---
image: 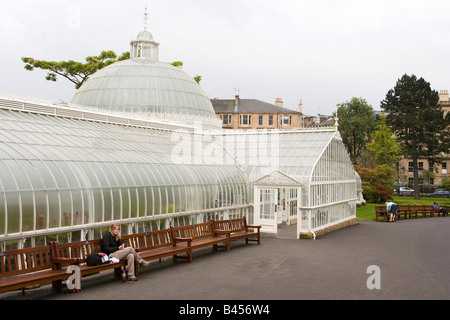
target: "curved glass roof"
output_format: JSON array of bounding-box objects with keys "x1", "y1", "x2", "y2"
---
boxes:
[
  {"x1": 214, "y1": 130, "x2": 353, "y2": 185},
  {"x1": 0, "y1": 107, "x2": 247, "y2": 237},
  {"x1": 214, "y1": 129, "x2": 357, "y2": 208},
  {"x1": 71, "y1": 58, "x2": 217, "y2": 120}
]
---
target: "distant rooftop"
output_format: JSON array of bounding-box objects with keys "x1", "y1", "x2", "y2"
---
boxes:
[{"x1": 211, "y1": 97, "x2": 301, "y2": 114}]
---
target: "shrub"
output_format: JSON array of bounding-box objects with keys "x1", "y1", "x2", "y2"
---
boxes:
[{"x1": 356, "y1": 165, "x2": 395, "y2": 203}]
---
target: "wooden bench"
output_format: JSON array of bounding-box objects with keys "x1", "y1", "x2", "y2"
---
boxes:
[
  {"x1": 50, "y1": 227, "x2": 194, "y2": 290},
  {"x1": 375, "y1": 206, "x2": 388, "y2": 222},
  {"x1": 50, "y1": 239, "x2": 127, "y2": 292},
  {"x1": 1, "y1": 219, "x2": 260, "y2": 294},
  {"x1": 121, "y1": 228, "x2": 192, "y2": 270},
  {"x1": 375, "y1": 204, "x2": 450, "y2": 221},
  {"x1": 0, "y1": 244, "x2": 68, "y2": 294},
  {"x1": 422, "y1": 205, "x2": 434, "y2": 217},
  {"x1": 396, "y1": 205, "x2": 409, "y2": 220},
  {"x1": 407, "y1": 205, "x2": 420, "y2": 219},
  {"x1": 212, "y1": 217, "x2": 261, "y2": 245},
  {"x1": 170, "y1": 221, "x2": 231, "y2": 259},
  {"x1": 432, "y1": 205, "x2": 448, "y2": 217}
]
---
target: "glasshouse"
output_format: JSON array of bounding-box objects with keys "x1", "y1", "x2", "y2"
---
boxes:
[{"x1": 0, "y1": 14, "x2": 358, "y2": 249}]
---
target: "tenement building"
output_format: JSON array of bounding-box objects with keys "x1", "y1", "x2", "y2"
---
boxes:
[{"x1": 212, "y1": 96, "x2": 304, "y2": 129}]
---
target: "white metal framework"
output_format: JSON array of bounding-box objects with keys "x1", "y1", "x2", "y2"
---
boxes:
[
  {"x1": 214, "y1": 129, "x2": 358, "y2": 238},
  {"x1": 0, "y1": 14, "x2": 358, "y2": 248},
  {"x1": 0, "y1": 96, "x2": 249, "y2": 249}
]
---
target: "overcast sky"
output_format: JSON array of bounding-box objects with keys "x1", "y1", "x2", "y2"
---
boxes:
[{"x1": 1, "y1": 0, "x2": 449, "y2": 116}]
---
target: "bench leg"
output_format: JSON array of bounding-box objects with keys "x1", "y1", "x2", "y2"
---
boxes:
[
  {"x1": 114, "y1": 267, "x2": 123, "y2": 279},
  {"x1": 52, "y1": 280, "x2": 63, "y2": 293}
]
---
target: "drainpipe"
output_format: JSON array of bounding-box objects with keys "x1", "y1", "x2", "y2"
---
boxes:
[{"x1": 307, "y1": 209, "x2": 316, "y2": 240}]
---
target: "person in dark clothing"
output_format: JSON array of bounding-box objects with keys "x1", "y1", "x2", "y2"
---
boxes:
[
  {"x1": 385, "y1": 201, "x2": 398, "y2": 222},
  {"x1": 101, "y1": 224, "x2": 150, "y2": 281},
  {"x1": 433, "y1": 202, "x2": 448, "y2": 216}
]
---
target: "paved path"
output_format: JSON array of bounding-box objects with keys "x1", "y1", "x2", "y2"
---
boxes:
[{"x1": 3, "y1": 217, "x2": 450, "y2": 301}]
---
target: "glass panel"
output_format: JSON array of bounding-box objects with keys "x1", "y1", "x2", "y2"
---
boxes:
[
  {"x1": 5, "y1": 191, "x2": 20, "y2": 233},
  {"x1": 0, "y1": 191, "x2": 5, "y2": 235}
]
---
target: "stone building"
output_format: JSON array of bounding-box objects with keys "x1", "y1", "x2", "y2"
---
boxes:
[{"x1": 212, "y1": 96, "x2": 304, "y2": 129}]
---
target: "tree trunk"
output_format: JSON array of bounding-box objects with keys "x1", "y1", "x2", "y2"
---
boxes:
[{"x1": 413, "y1": 157, "x2": 420, "y2": 200}]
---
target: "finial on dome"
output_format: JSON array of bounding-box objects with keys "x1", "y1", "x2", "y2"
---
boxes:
[
  {"x1": 143, "y1": 6, "x2": 149, "y2": 30},
  {"x1": 130, "y1": 6, "x2": 160, "y2": 60}
]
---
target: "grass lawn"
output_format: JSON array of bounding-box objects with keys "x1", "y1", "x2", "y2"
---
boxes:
[{"x1": 357, "y1": 196, "x2": 450, "y2": 222}]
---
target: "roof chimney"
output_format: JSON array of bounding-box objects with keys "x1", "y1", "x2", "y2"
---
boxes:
[
  {"x1": 234, "y1": 94, "x2": 239, "y2": 113},
  {"x1": 275, "y1": 97, "x2": 283, "y2": 107}
]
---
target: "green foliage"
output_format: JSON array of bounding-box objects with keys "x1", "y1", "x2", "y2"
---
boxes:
[
  {"x1": 193, "y1": 75, "x2": 202, "y2": 84},
  {"x1": 443, "y1": 178, "x2": 450, "y2": 191},
  {"x1": 335, "y1": 97, "x2": 377, "y2": 164},
  {"x1": 381, "y1": 74, "x2": 449, "y2": 161},
  {"x1": 170, "y1": 61, "x2": 201, "y2": 83},
  {"x1": 366, "y1": 112, "x2": 402, "y2": 166},
  {"x1": 357, "y1": 196, "x2": 450, "y2": 221},
  {"x1": 381, "y1": 74, "x2": 450, "y2": 198},
  {"x1": 170, "y1": 61, "x2": 184, "y2": 68},
  {"x1": 356, "y1": 165, "x2": 396, "y2": 203},
  {"x1": 22, "y1": 50, "x2": 130, "y2": 89}
]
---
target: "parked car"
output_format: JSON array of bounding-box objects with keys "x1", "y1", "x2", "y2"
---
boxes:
[
  {"x1": 399, "y1": 187, "x2": 414, "y2": 195},
  {"x1": 427, "y1": 190, "x2": 450, "y2": 197}
]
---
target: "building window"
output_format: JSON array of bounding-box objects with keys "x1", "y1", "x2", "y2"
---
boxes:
[
  {"x1": 239, "y1": 114, "x2": 251, "y2": 126},
  {"x1": 408, "y1": 162, "x2": 424, "y2": 173},
  {"x1": 268, "y1": 115, "x2": 273, "y2": 126},
  {"x1": 280, "y1": 115, "x2": 291, "y2": 126},
  {"x1": 221, "y1": 114, "x2": 232, "y2": 125},
  {"x1": 443, "y1": 162, "x2": 448, "y2": 174},
  {"x1": 258, "y1": 115, "x2": 263, "y2": 126}
]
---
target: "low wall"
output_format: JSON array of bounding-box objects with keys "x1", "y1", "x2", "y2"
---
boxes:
[{"x1": 300, "y1": 217, "x2": 358, "y2": 239}]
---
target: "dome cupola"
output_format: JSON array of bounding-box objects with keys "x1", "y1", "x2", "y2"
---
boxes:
[
  {"x1": 70, "y1": 7, "x2": 219, "y2": 127},
  {"x1": 130, "y1": 7, "x2": 159, "y2": 60}
]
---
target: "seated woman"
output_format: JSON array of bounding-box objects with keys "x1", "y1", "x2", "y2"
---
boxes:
[
  {"x1": 433, "y1": 202, "x2": 448, "y2": 216},
  {"x1": 101, "y1": 224, "x2": 150, "y2": 281}
]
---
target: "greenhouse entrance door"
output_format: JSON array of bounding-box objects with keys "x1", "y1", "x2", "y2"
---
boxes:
[{"x1": 253, "y1": 171, "x2": 302, "y2": 237}]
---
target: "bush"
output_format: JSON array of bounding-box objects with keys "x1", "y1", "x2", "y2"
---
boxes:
[{"x1": 356, "y1": 165, "x2": 395, "y2": 203}]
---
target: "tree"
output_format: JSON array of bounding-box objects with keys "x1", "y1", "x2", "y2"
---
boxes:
[
  {"x1": 22, "y1": 51, "x2": 130, "y2": 89},
  {"x1": 335, "y1": 97, "x2": 377, "y2": 164},
  {"x1": 380, "y1": 74, "x2": 450, "y2": 199},
  {"x1": 170, "y1": 61, "x2": 202, "y2": 84},
  {"x1": 23, "y1": 53, "x2": 204, "y2": 89},
  {"x1": 193, "y1": 75, "x2": 202, "y2": 84},
  {"x1": 366, "y1": 112, "x2": 402, "y2": 167}
]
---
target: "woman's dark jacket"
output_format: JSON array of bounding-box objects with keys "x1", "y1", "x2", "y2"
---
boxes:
[{"x1": 101, "y1": 232, "x2": 123, "y2": 255}]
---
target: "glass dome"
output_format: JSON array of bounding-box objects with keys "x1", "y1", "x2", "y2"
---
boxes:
[{"x1": 70, "y1": 58, "x2": 217, "y2": 120}]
